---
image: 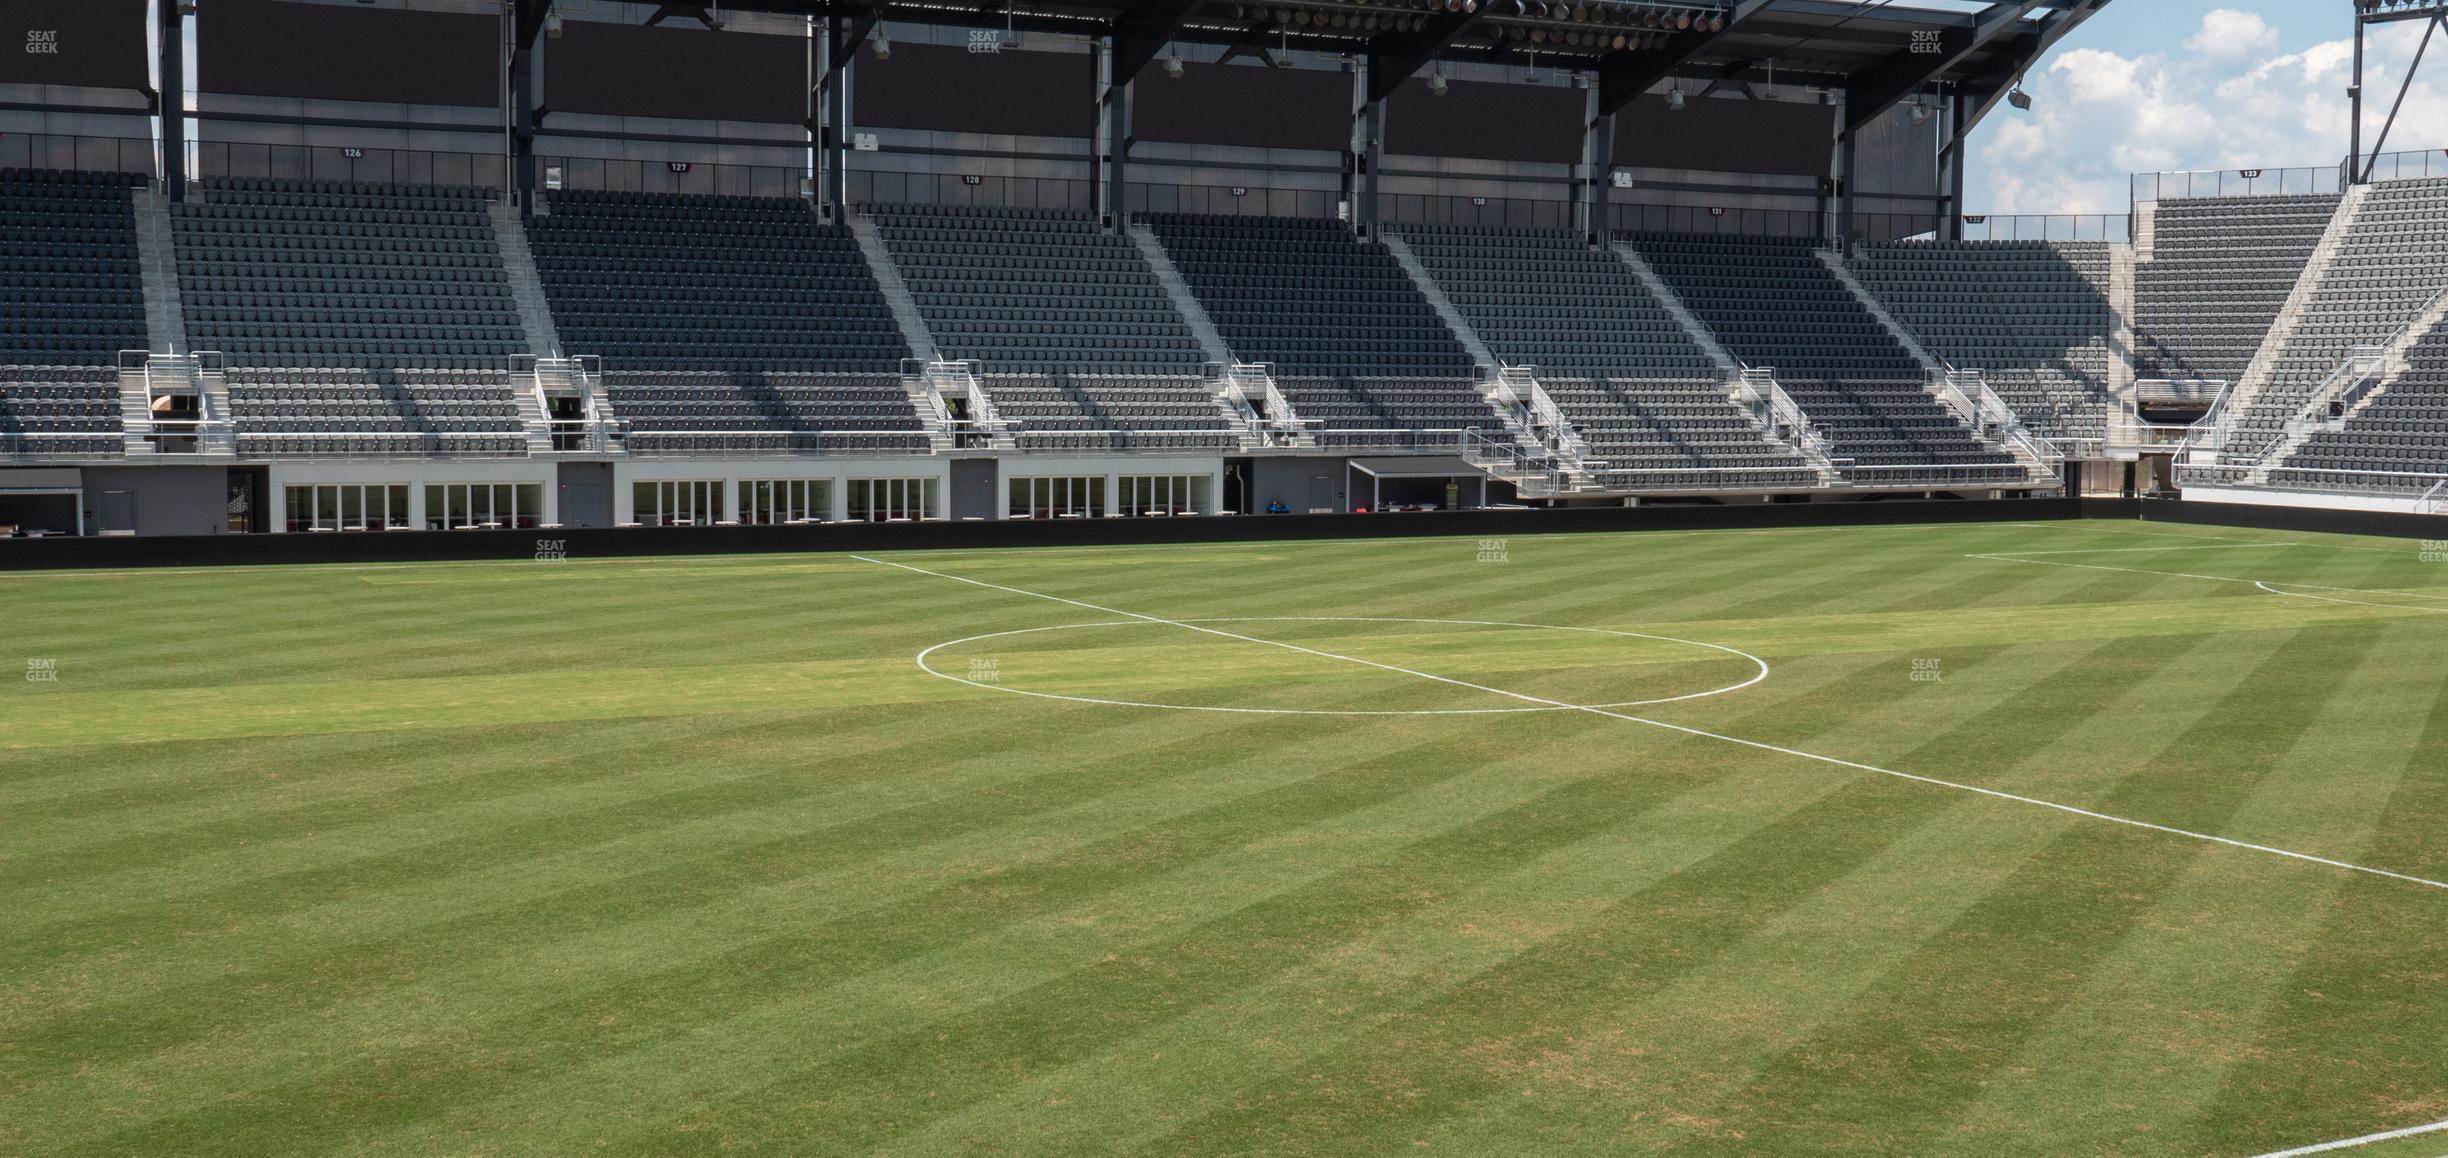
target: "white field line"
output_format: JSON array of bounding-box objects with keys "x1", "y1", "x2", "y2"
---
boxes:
[
  {"x1": 1969, "y1": 550, "x2": 2448, "y2": 612},
  {"x1": 2246, "y1": 1116, "x2": 2448, "y2": 1158},
  {"x1": 852, "y1": 554, "x2": 2448, "y2": 895}
]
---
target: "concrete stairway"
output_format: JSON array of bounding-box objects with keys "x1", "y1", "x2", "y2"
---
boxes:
[
  {"x1": 490, "y1": 201, "x2": 564, "y2": 359},
  {"x1": 1380, "y1": 233, "x2": 1500, "y2": 370},
  {"x1": 1128, "y1": 225, "x2": 1236, "y2": 366},
  {"x1": 845, "y1": 213, "x2": 938, "y2": 362},
  {"x1": 130, "y1": 187, "x2": 189, "y2": 355}
]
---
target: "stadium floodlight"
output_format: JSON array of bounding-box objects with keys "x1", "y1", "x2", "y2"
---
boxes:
[
  {"x1": 1667, "y1": 85, "x2": 1685, "y2": 111},
  {"x1": 2007, "y1": 82, "x2": 2033, "y2": 111},
  {"x1": 1429, "y1": 69, "x2": 1449, "y2": 96},
  {"x1": 1909, "y1": 102, "x2": 1930, "y2": 126},
  {"x1": 872, "y1": 30, "x2": 890, "y2": 59},
  {"x1": 1164, "y1": 50, "x2": 1185, "y2": 78},
  {"x1": 544, "y1": 7, "x2": 563, "y2": 39}
]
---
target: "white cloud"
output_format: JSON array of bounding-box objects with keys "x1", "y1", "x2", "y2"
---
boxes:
[
  {"x1": 2184, "y1": 10, "x2": 2278, "y2": 60},
  {"x1": 1973, "y1": 15, "x2": 2448, "y2": 215}
]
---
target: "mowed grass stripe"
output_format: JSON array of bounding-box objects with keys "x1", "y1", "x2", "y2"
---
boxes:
[
  {"x1": 1444, "y1": 630, "x2": 2237, "y2": 1154},
  {"x1": 1694, "y1": 624, "x2": 2377, "y2": 1154},
  {"x1": 1950, "y1": 623, "x2": 2448, "y2": 1156},
  {"x1": 5, "y1": 689, "x2": 1426, "y2": 1101},
  {"x1": 2190, "y1": 649, "x2": 2448, "y2": 1157},
  {"x1": 882, "y1": 637, "x2": 2130, "y2": 1154},
  {"x1": 77, "y1": 713, "x2": 1621, "y2": 1154},
  {"x1": 375, "y1": 619, "x2": 1915, "y2": 1154}
]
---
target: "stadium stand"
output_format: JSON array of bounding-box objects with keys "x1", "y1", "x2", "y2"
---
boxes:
[
  {"x1": 2267, "y1": 324, "x2": 2448, "y2": 495},
  {"x1": 869, "y1": 204, "x2": 1237, "y2": 450},
  {"x1": 1143, "y1": 214, "x2": 1500, "y2": 446},
  {"x1": 869, "y1": 204, "x2": 1206, "y2": 374},
  {"x1": 1, "y1": 169, "x2": 146, "y2": 457},
  {"x1": 981, "y1": 374, "x2": 1239, "y2": 453},
  {"x1": 530, "y1": 191, "x2": 906, "y2": 372},
  {"x1": 2134, "y1": 193, "x2": 2339, "y2": 383},
  {"x1": 529, "y1": 191, "x2": 922, "y2": 450},
  {"x1": 1, "y1": 169, "x2": 149, "y2": 364},
  {"x1": 2218, "y1": 179, "x2": 2448, "y2": 470},
  {"x1": 0, "y1": 365, "x2": 124, "y2": 458},
  {"x1": 1626, "y1": 232, "x2": 2026, "y2": 483},
  {"x1": 1850, "y1": 240, "x2": 2116, "y2": 448},
  {"x1": 602, "y1": 370, "x2": 929, "y2": 455},
  {"x1": 1389, "y1": 224, "x2": 1818, "y2": 490},
  {"x1": 173, "y1": 179, "x2": 525, "y2": 368},
  {"x1": 225, "y1": 366, "x2": 526, "y2": 456}
]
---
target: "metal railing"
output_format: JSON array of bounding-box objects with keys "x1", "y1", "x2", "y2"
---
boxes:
[
  {"x1": 229, "y1": 431, "x2": 536, "y2": 460},
  {"x1": 2421, "y1": 477, "x2": 2448, "y2": 515},
  {"x1": 1732, "y1": 367, "x2": 1831, "y2": 463},
  {"x1": 0, "y1": 133, "x2": 157, "y2": 177},
  {"x1": 1938, "y1": 367, "x2": 2062, "y2": 468},
  {"x1": 1951, "y1": 214, "x2": 2132, "y2": 243},
  {"x1": 620, "y1": 430, "x2": 937, "y2": 458},
  {"x1": 1312, "y1": 427, "x2": 1477, "y2": 452},
  {"x1": 1459, "y1": 429, "x2": 1576, "y2": 496},
  {"x1": 2283, "y1": 345, "x2": 2391, "y2": 439},
  {"x1": 2132, "y1": 163, "x2": 2346, "y2": 205},
  {"x1": 0, "y1": 432, "x2": 128, "y2": 459}
]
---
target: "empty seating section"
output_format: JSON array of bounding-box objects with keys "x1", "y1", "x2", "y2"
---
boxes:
[
  {"x1": 1, "y1": 169, "x2": 147, "y2": 366},
  {"x1": 1853, "y1": 241, "x2": 2115, "y2": 444},
  {"x1": 530, "y1": 191, "x2": 905, "y2": 372},
  {"x1": 2135, "y1": 194, "x2": 2337, "y2": 382},
  {"x1": 174, "y1": 179, "x2": 524, "y2": 369},
  {"x1": 983, "y1": 374, "x2": 1238, "y2": 452},
  {"x1": 871, "y1": 205, "x2": 1205, "y2": 373},
  {"x1": 531, "y1": 191, "x2": 919, "y2": 447},
  {"x1": 1146, "y1": 214, "x2": 1492, "y2": 441},
  {"x1": 1627, "y1": 233, "x2": 2022, "y2": 483},
  {"x1": 1273, "y1": 377, "x2": 1506, "y2": 446},
  {"x1": 2270, "y1": 325, "x2": 2448, "y2": 494},
  {"x1": 227, "y1": 367, "x2": 525, "y2": 456},
  {"x1": 1390, "y1": 225, "x2": 1715, "y2": 376},
  {"x1": 1546, "y1": 378, "x2": 1819, "y2": 491},
  {"x1": 1392, "y1": 225, "x2": 1811, "y2": 489},
  {"x1": 0, "y1": 365, "x2": 122, "y2": 457},
  {"x1": 604, "y1": 371, "x2": 927, "y2": 454},
  {"x1": 2223, "y1": 179, "x2": 2448, "y2": 466}
]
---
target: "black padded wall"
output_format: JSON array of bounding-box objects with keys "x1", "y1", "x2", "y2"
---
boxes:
[
  {"x1": 1135, "y1": 62, "x2": 1349, "y2": 152},
  {"x1": 547, "y1": 20, "x2": 809, "y2": 124},
  {"x1": 201, "y1": 0, "x2": 498, "y2": 107},
  {"x1": 853, "y1": 43, "x2": 1093, "y2": 139},
  {"x1": 1615, "y1": 93, "x2": 1835, "y2": 177},
  {"x1": 0, "y1": 0, "x2": 149, "y2": 90},
  {"x1": 1385, "y1": 77, "x2": 1583, "y2": 165}
]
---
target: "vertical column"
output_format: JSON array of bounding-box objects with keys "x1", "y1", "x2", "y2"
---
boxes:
[
  {"x1": 2350, "y1": 18, "x2": 2365, "y2": 183},
  {"x1": 826, "y1": 19, "x2": 855, "y2": 219},
  {"x1": 1580, "y1": 82, "x2": 1614, "y2": 244},
  {"x1": 1938, "y1": 91, "x2": 1967, "y2": 241},
  {"x1": 1356, "y1": 96, "x2": 1384, "y2": 235},
  {"x1": 511, "y1": 34, "x2": 537, "y2": 210},
  {"x1": 157, "y1": 0, "x2": 185, "y2": 201},
  {"x1": 1096, "y1": 41, "x2": 1129, "y2": 226}
]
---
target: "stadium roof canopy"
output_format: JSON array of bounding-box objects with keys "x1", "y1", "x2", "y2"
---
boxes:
[{"x1": 556, "y1": 0, "x2": 2107, "y2": 128}]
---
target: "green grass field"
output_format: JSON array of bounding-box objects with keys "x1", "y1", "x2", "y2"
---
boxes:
[{"x1": 7, "y1": 518, "x2": 2448, "y2": 1156}]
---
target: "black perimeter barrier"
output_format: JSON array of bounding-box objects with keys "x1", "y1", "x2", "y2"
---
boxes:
[{"x1": 0, "y1": 497, "x2": 2436, "y2": 571}]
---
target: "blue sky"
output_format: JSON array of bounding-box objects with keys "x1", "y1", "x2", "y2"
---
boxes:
[{"x1": 1962, "y1": 1, "x2": 2448, "y2": 213}]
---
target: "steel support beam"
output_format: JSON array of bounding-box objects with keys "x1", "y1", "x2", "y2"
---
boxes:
[
  {"x1": 157, "y1": 0, "x2": 185, "y2": 200},
  {"x1": 1594, "y1": 0, "x2": 1772, "y2": 118},
  {"x1": 1096, "y1": 40, "x2": 1130, "y2": 224},
  {"x1": 1844, "y1": 1, "x2": 2038, "y2": 135},
  {"x1": 1111, "y1": 0, "x2": 1203, "y2": 87},
  {"x1": 1364, "y1": 9, "x2": 1484, "y2": 105}
]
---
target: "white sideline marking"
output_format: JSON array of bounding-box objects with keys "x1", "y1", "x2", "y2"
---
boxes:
[
  {"x1": 854, "y1": 554, "x2": 2448, "y2": 895},
  {"x1": 2247, "y1": 1116, "x2": 2448, "y2": 1157}
]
